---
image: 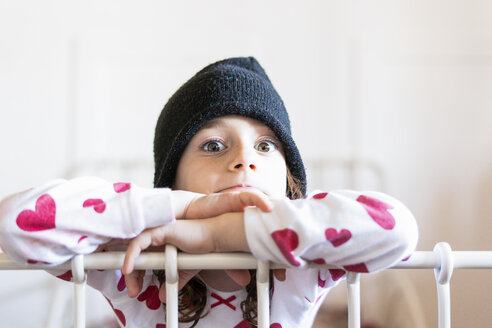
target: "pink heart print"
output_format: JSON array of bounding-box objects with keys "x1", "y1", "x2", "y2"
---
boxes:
[
  {"x1": 271, "y1": 228, "x2": 301, "y2": 266},
  {"x1": 325, "y1": 228, "x2": 352, "y2": 247},
  {"x1": 137, "y1": 285, "x2": 161, "y2": 310},
  {"x1": 114, "y1": 308, "x2": 125, "y2": 326},
  {"x1": 113, "y1": 182, "x2": 131, "y2": 193},
  {"x1": 234, "y1": 320, "x2": 252, "y2": 328},
  {"x1": 117, "y1": 275, "x2": 126, "y2": 292},
  {"x1": 56, "y1": 270, "x2": 73, "y2": 282},
  {"x1": 27, "y1": 259, "x2": 51, "y2": 265},
  {"x1": 329, "y1": 269, "x2": 346, "y2": 281},
  {"x1": 305, "y1": 295, "x2": 323, "y2": 304},
  {"x1": 343, "y1": 262, "x2": 369, "y2": 273},
  {"x1": 357, "y1": 195, "x2": 395, "y2": 230},
  {"x1": 16, "y1": 194, "x2": 56, "y2": 232},
  {"x1": 270, "y1": 324, "x2": 283, "y2": 328},
  {"x1": 82, "y1": 198, "x2": 106, "y2": 213},
  {"x1": 402, "y1": 254, "x2": 412, "y2": 262},
  {"x1": 312, "y1": 192, "x2": 328, "y2": 199},
  {"x1": 105, "y1": 297, "x2": 126, "y2": 326}
]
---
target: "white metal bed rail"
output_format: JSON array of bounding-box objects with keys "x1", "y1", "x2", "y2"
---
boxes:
[{"x1": 1, "y1": 242, "x2": 492, "y2": 328}]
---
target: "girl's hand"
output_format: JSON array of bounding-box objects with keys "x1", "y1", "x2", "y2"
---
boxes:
[
  {"x1": 122, "y1": 213, "x2": 248, "y2": 299},
  {"x1": 171, "y1": 189, "x2": 273, "y2": 220}
]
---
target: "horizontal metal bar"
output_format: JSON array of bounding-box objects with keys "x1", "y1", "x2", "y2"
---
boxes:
[{"x1": 1, "y1": 251, "x2": 492, "y2": 271}]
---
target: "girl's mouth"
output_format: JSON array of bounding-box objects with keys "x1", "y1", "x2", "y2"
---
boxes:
[{"x1": 218, "y1": 184, "x2": 258, "y2": 193}]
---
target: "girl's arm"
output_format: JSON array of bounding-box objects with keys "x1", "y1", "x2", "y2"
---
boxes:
[
  {"x1": 0, "y1": 177, "x2": 272, "y2": 266},
  {"x1": 0, "y1": 177, "x2": 175, "y2": 265},
  {"x1": 124, "y1": 190, "x2": 418, "y2": 275},
  {"x1": 244, "y1": 190, "x2": 418, "y2": 273}
]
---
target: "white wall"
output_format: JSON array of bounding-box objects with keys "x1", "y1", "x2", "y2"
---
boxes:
[{"x1": 1, "y1": 0, "x2": 491, "y2": 327}]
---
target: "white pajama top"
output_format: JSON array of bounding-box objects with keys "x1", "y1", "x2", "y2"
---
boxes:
[{"x1": 0, "y1": 177, "x2": 418, "y2": 328}]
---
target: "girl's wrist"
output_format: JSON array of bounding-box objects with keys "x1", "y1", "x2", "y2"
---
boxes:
[
  {"x1": 212, "y1": 212, "x2": 250, "y2": 253},
  {"x1": 170, "y1": 190, "x2": 202, "y2": 219}
]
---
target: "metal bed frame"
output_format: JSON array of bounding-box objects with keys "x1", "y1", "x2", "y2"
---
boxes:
[{"x1": 1, "y1": 243, "x2": 492, "y2": 328}]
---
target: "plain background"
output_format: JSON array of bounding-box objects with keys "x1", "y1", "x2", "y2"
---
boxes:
[{"x1": 1, "y1": 0, "x2": 491, "y2": 327}]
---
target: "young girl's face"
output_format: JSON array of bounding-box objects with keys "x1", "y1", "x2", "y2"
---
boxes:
[{"x1": 174, "y1": 115, "x2": 287, "y2": 198}]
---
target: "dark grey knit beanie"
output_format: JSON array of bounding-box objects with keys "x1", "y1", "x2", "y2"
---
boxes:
[{"x1": 153, "y1": 57, "x2": 306, "y2": 197}]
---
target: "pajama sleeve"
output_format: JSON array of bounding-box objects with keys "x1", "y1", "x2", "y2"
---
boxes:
[
  {"x1": 244, "y1": 190, "x2": 418, "y2": 273},
  {"x1": 0, "y1": 176, "x2": 175, "y2": 266}
]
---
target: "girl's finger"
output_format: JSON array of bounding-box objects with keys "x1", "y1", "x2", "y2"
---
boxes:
[
  {"x1": 124, "y1": 270, "x2": 145, "y2": 298},
  {"x1": 225, "y1": 269, "x2": 251, "y2": 286},
  {"x1": 239, "y1": 191, "x2": 273, "y2": 212},
  {"x1": 122, "y1": 231, "x2": 154, "y2": 275},
  {"x1": 273, "y1": 269, "x2": 286, "y2": 281},
  {"x1": 158, "y1": 282, "x2": 167, "y2": 303}
]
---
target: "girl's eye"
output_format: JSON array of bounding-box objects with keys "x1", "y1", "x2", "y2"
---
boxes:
[
  {"x1": 255, "y1": 140, "x2": 276, "y2": 153},
  {"x1": 202, "y1": 140, "x2": 226, "y2": 152}
]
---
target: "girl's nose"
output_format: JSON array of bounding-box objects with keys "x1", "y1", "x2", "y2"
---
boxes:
[
  {"x1": 228, "y1": 148, "x2": 257, "y2": 171},
  {"x1": 232, "y1": 162, "x2": 257, "y2": 170}
]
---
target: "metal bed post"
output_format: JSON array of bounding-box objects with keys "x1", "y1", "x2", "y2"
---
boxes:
[
  {"x1": 434, "y1": 242, "x2": 453, "y2": 328},
  {"x1": 165, "y1": 244, "x2": 179, "y2": 328},
  {"x1": 72, "y1": 254, "x2": 87, "y2": 328},
  {"x1": 256, "y1": 260, "x2": 270, "y2": 327},
  {"x1": 346, "y1": 272, "x2": 361, "y2": 328}
]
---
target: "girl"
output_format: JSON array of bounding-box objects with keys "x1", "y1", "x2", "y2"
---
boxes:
[{"x1": 0, "y1": 57, "x2": 418, "y2": 327}]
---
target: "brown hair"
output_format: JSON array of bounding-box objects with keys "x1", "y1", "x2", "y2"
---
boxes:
[{"x1": 155, "y1": 167, "x2": 304, "y2": 327}]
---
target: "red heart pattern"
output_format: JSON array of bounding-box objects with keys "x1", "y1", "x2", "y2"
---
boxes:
[
  {"x1": 114, "y1": 308, "x2": 126, "y2": 326},
  {"x1": 329, "y1": 269, "x2": 346, "y2": 281},
  {"x1": 313, "y1": 192, "x2": 328, "y2": 199},
  {"x1": 357, "y1": 195, "x2": 395, "y2": 230},
  {"x1": 325, "y1": 228, "x2": 352, "y2": 247},
  {"x1": 56, "y1": 270, "x2": 73, "y2": 282},
  {"x1": 402, "y1": 254, "x2": 411, "y2": 261},
  {"x1": 82, "y1": 198, "x2": 106, "y2": 213},
  {"x1": 16, "y1": 194, "x2": 56, "y2": 232},
  {"x1": 27, "y1": 259, "x2": 51, "y2": 265},
  {"x1": 270, "y1": 324, "x2": 282, "y2": 328},
  {"x1": 137, "y1": 285, "x2": 161, "y2": 310},
  {"x1": 117, "y1": 275, "x2": 126, "y2": 291},
  {"x1": 78, "y1": 236, "x2": 87, "y2": 243},
  {"x1": 306, "y1": 294, "x2": 323, "y2": 304},
  {"x1": 343, "y1": 262, "x2": 369, "y2": 273},
  {"x1": 156, "y1": 325, "x2": 166, "y2": 328},
  {"x1": 313, "y1": 258, "x2": 326, "y2": 264},
  {"x1": 234, "y1": 320, "x2": 252, "y2": 328},
  {"x1": 271, "y1": 228, "x2": 301, "y2": 266},
  {"x1": 105, "y1": 297, "x2": 126, "y2": 326},
  {"x1": 114, "y1": 182, "x2": 131, "y2": 193}
]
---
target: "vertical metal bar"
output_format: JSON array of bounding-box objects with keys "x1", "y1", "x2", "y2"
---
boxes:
[
  {"x1": 256, "y1": 260, "x2": 270, "y2": 328},
  {"x1": 347, "y1": 272, "x2": 361, "y2": 328},
  {"x1": 72, "y1": 254, "x2": 87, "y2": 328},
  {"x1": 436, "y1": 283, "x2": 451, "y2": 328},
  {"x1": 434, "y1": 242, "x2": 453, "y2": 328},
  {"x1": 165, "y1": 245, "x2": 178, "y2": 328}
]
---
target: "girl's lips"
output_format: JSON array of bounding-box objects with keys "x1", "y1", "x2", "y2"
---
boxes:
[{"x1": 218, "y1": 184, "x2": 260, "y2": 193}]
